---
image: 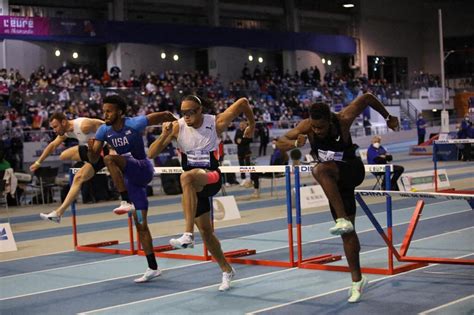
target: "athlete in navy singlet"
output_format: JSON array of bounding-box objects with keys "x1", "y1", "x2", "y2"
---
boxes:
[{"x1": 277, "y1": 93, "x2": 400, "y2": 303}]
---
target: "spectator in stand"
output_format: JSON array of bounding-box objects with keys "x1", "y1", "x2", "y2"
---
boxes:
[
  {"x1": 241, "y1": 63, "x2": 251, "y2": 81},
  {"x1": 257, "y1": 122, "x2": 270, "y2": 156},
  {"x1": 31, "y1": 110, "x2": 43, "y2": 130},
  {"x1": 416, "y1": 113, "x2": 427, "y2": 144},
  {"x1": 367, "y1": 135, "x2": 404, "y2": 191}
]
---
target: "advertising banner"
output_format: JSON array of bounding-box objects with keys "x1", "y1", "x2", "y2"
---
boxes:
[{"x1": 0, "y1": 16, "x2": 49, "y2": 36}]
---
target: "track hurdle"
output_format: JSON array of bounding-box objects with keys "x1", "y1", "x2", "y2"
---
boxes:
[
  {"x1": 70, "y1": 168, "x2": 138, "y2": 255},
  {"x1": 362, "y1": 190, "x2": 474, "y2": 265},
  {"x1": 152, "y1": 165, "x2": 298, "y2": 268},
  {"x1": 294, "y1": 164, "x2": 426, "y2": 275}
]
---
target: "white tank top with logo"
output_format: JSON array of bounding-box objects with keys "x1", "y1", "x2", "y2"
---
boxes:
[
  {"x1": 177, "y1": 114, "x2": 219, "y2": 168},
  {"x1": 65, "y1": 118, "x2": 95, "y2": 145}
]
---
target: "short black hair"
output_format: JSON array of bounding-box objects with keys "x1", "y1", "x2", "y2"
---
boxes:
[
  {"x1": 49, "y1": 112, "x2": 67, "y2": 123},
  {"x1": 309, "y1": 102, "x2": 331, "y2": 121},
  {"x1": 103, "y1": 94, "x2": 127, "y2": 114},
  {"x1": 182, "y1": 94, "x2": 216, "y2": 114}
]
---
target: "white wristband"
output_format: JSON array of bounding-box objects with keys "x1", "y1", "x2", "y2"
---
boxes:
[{"x1": 294, "y1": 140, "x2": 298, "y2": 148}]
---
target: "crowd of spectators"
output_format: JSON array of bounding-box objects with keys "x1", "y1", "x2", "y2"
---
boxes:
[{"x1": 0, "y1": 62, "x2": 402, "y2": 172}]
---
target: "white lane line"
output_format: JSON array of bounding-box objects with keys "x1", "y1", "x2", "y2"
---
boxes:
[
  {"x1": 1, "y1": 202, "x2": 470, "y2": 302},
  {"x1": 247, "y1": 252, "x2": 474, "y2": 315},
  {"x1": 78, "y1": 268, "x2": 296, "y2": 315},
  {"x1": 419, "y1": 294, "x2": 474, "y2": 314},
  {"x1": 0, "y1": 256, "x2": 134, "y2": 280},
  {"x1": 0, "y1": 261, "x2": 209, "y2": 301},
  {"x1": 77, "y1": 231, "x2": 474, "y2": 314},
  {"x1": 1, "y1": 204, "x2": 470, "y2": 281},
  {"x1": 0, "y1": 249, "x2": 74, "y2": 262}
]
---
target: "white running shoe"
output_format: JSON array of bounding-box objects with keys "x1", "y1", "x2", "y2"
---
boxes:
[
  {"x1": 348, "y1": 276, "x2": 368, "y2": 303},
  {"x1": 40, "y1": 211, "x2": 61, "y2": 224},
  {"x1": 218, "y1": 267, "x2": 236, "y2": 291},
  {"x1": 113, "y1": 201, "x2": 135, "y2": 215},
  {"x1": 134, "y1": 267, "x2": 162, "y2": 283},
  {"x1": 329, "y1": 218, "x2": 354, "y2": 235},
  {"x1": 169, "y1": 233, "x2": 194, "y2": 249}
]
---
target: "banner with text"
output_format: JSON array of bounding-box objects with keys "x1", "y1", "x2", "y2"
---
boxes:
[
  {"x1": 299, "y1": 184, "x2": 329, "y2": 209},
  {"x1": 0, "y1": 16, "x2": 49, "y2": 36}
]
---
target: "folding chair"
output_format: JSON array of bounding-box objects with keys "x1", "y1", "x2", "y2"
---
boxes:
[
  {"x1": 28, "y1": 167, "x2": 60, "y2": 204},
  {"x1": 371, "y1": 172, "x2": 385, "y2": 190}
]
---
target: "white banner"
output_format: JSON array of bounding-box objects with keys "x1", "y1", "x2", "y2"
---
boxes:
[
  {"x1": 299, "y1": 184, "x2": 329, "y2": 209},
  {"x1": 399, "y1": 169, "x2": 450, "y2": 191},
  {"x1": 0, "y1": 223, "x2": 17, "y2": 252},
  {"x1": 428, "y1": 87, "x2": 449, "y2": 103},
  {"x1": 296, "y1": 164, "x2": 393, "y2": 173},
  {"x1": 23, "y1": 141, "x2": 66, "y2": 163},
  {"x1": 213, "y1": 196, "x2": 241, "y2": 221}
]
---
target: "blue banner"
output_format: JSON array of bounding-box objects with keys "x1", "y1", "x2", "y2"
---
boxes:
[{"x1": 0, "y1": 16, "x2": 356, "y2": 54}]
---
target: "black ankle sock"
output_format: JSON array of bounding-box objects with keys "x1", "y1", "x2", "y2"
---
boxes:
[
  {"x1": 146, "y1": 253, "x2": 158, "y2": 270},
  {"x1": 120, "y1": 192, "x2": 130, "y2": 202}
]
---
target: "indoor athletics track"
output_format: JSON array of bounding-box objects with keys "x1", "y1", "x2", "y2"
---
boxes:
[{"x1": 1, "y1": 143, "x2": 473, "y2": 314}]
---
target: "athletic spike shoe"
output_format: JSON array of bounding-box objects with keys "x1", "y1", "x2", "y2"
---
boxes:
[
  {"x1": 169, "y1": 233, "x2": 195, "y2": 249},
  {"x1": 113, "y1": 201, "x2": 135, "y2": 215},
  {"x1": 329, "y1": 218, "x2": 354, "y2": 235},
  {"x1": 218, "y1": 267, "x2": 236, "y2": 291},
  {"x1": 40, "y1": 211, "x2": 61, "y2": 224},
  {"x1": 134, "y1": 268, "x2": 162, "y2": 283},
  {"x1": 348, "y1": 276, "x2": 368, "y2": 303}
]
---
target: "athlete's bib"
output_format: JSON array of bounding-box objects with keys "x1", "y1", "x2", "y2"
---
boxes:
[
  {"x1": 186, "y1": 150, "x2": 211, "y2": 167},
  {"x1": 317, "y1": 149, "x2": 344, "y2": 162}
]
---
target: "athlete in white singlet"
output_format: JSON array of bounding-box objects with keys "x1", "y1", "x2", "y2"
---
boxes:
[
  {"x1": 30, "y1": 112, "x2": 105, "y2": 223},
  {"x1": 148, "y1": 95, "x2": 255, "y2": 291}
]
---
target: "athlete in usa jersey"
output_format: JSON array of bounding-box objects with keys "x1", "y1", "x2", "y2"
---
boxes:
[
  {"x1": 148, "y1": 95, "x2": 255, "y2": 291},
  {"x1": 89, "y1": 94, "x2": 177, "y2": 283},
  {"x1": 95, "y1": 116, "x2": 148, "y2": 160}
]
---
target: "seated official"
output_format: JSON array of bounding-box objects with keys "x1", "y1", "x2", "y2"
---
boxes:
[{"x1": 367, "y1": 135, "x2": 404, "y2": 191}]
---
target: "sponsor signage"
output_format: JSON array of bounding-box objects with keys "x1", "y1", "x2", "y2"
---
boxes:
[
  {"x1": 399, "y1": 169, "x2": 449, "y2": 191},
  {"x1": 299, "y1": 184, "x2": 329, "y2": 209},
  {"x1": 213, "y1": 196, "x2": 241, "y2": 221},
  {"x1": 23, "y1": 141, "x2": 66, "y2": 163},
  {"x1": 409, "y1": 145, "x2": 433, "y2": 155},
  {"x1": 0, "y1": 16, "x2": 49, "y2": 35},
  {"x1": 0, "y1": 223, "x2": 17, "y2": 252}
]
